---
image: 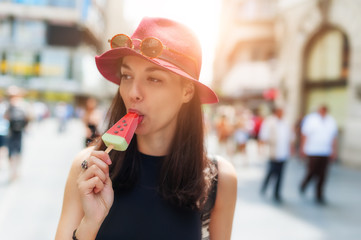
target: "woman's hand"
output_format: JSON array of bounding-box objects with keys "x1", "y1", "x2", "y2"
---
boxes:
[{"x1": 77, "y1": 150, "x2": 114, "y2": 227}]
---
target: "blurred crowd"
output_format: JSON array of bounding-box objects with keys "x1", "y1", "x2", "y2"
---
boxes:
[
  {"x1": 211, "y1": 104, "x2": 272, "y2": 161},
  {"x1": 209, "y1": 102, "x2": 337, "y2": 205},
  {"x1": 0, "y1": 85, "x2": 106, "y2": 183}
]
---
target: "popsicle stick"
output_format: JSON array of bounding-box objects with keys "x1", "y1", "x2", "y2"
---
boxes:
[{"x1": 105, "y1": 145, "x2": 114, "y2": 153}]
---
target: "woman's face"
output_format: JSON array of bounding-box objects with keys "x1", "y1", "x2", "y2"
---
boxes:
[{"x1": 119, "y1": 56, "x2": 194, "y2": 139}]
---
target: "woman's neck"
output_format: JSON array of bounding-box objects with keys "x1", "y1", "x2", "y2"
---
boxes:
[{"x1": 136, "y1": 132, "x2": 173, "y2": 157}]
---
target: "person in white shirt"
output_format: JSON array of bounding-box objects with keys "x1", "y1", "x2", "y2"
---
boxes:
[
  {"x1": 259, "y1": 107, "x2": 293, "y2": 203},
  {"x1": 299, "y1": 105, "x2": 338, "y2": 205}
]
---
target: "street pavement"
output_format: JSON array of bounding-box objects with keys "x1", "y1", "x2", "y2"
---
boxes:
[{"x1": 0, "y1": 118, "x2": 360, "y2": 240}]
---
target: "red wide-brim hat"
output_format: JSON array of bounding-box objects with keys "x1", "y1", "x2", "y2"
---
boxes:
[{"x1": 95, "y1": 17, "x2": 218, "y2": 104}]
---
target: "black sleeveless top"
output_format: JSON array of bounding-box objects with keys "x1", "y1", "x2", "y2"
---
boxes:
[{"x1": 96, "y1": 152, "x2": 217, "y2": 240}]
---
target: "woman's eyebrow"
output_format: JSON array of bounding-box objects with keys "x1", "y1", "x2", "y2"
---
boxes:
[
  {"x1": 120, "y1": 64, "x2": 164, "y2": 73},
  {"x1": 145, "y1": 66, "x2": 166, "y2": 73}
]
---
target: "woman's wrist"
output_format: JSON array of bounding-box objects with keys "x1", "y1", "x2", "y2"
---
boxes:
[{"x1": 74, "y1": 217, "x2": 101, "y2": 240}]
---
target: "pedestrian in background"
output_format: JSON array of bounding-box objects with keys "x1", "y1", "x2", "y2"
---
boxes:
[
  {"x1": 56, "y1": 17, "x2": 237, "y2": 240},
  {"x1": 215, "y1": 113, "x2": 233, "y2": 157},
  {"x1": 55, "y1": 101, "x2": 69, "y2": 133},
  {"x1": 259, "y1": 107, "x2": 293, "y2": 203},
  {"x1": 215, "y1": 113, "x2": 232, "y2": 143},
  {"x1": 232, "y1": 107, "x2": 252, "y2": 165},
  {"x1": 299, "y1": 104, "x2": 338, "y2": 205},
  {"x1": 234, "y1": 116, "x2": 249, "y2": 155},
  {"x1": 4, "y1": 86, "x2": 30, "y2": 181},
  {"x1": 82, "y1": 97, "x2": 102, "y2": 147},
  {"x1": 0, "y1": 96, "x2": 9, "y2": 164},
  {"x1": 250, "y1": 108, "x2": 264, "y2": 155}
]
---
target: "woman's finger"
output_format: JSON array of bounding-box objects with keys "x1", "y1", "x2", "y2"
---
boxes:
[
  {"x1": 91, "y1": 176, "x2": 105, "y2": 194},
  {"x1": 87, "y1": 155, "x2": 110, "y2": 175},
  {"x1": 79, "y1": 164, "x2": 107, "y2": 184},
  {"x1": 78, "y1": 176, "x2": 104, "y2": 195},
  {"x1": 91, "y1": 150, "x2": 112, "y2": 165}
]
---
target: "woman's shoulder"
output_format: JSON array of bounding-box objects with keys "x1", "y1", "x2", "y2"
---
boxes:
[
  {"x1": 211, "y1": 156, "x2": 237, "y2": 181},
  {"x1": 204, "y1": 155, "x2": 237, "y2": 208},
  {"x1": 216, "y1": 156, "x2": 237, "y2": 184},
  {"x1": 211, "y1": 155, "x2": 237, "y2": 204},
  {"x1": 205, "y1": 156, "x2": 237, "y2": 239}
]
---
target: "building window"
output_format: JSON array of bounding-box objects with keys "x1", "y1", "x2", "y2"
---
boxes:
[
  {"x1": 6, "y1": 50, "x2": 35, "y2": 77},
  {"x1": 0, "y1": 18, "x2": 12, "y2": 46},
  {"x1": 306, "y1": 29, "x2": 349, "y2": 82},
  {"x1": 40, "y1": 48, "x2": 71, "y2": 79},
  {"x1": 13, "y1": 19, "x2": 46, "y2": 48}
]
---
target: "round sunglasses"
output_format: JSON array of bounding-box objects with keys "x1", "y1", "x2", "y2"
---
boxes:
[{"x1": 108, "y1": 34, "x2": 198, "y2": 76}]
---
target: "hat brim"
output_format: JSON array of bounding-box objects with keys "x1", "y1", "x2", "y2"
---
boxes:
[{"x1": 95, "y1": 48, "x2": 218, "y2": 104}]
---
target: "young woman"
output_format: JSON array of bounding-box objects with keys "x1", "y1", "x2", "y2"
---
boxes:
[{"x1": 55, "y1": 17, "x2": 237, "y2": 240}]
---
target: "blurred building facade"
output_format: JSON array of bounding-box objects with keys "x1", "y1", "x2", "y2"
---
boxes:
[
  {"x1": 0, "y1": 0, "x2": 127, "y2": 104},
  {"x1": 214, "y1": 0, "x2": 361, "y2": 166},
  {"x1": 213, "y1": 0, "x2": 277, "y2": 108}
]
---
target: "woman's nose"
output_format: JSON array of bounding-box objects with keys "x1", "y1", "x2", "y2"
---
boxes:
[{"x1": 128, "y1": 81, "x2": 143, "y2": 102}]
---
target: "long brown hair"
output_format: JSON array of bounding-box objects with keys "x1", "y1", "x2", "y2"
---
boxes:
[{"x1": 93, "y1": 85, "x2": 215, "y2": 210}]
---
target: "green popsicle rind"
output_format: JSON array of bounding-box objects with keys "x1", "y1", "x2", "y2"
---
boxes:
[{"x1": 102, "y1": 133, "x2": 129, "y2": 151}]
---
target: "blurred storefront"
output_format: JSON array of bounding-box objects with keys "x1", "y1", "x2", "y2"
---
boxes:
[
  {"x1": 214, "y1": 0, "x2": 361, "y2": 166},
  {"x1": 0, "y1": 0, "x2": 126, "y2": 107},
  {"x1": 213, "y1": 0, "x2": 277, "y2": 111}
]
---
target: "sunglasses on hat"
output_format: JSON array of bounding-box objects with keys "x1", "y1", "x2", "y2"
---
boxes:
[{"x1": 108, "y1": 34, "x2": 198, "y2": 73}]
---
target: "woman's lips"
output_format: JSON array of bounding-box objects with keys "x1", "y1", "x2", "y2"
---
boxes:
[
  {"x1": 138, "y1": 115, "x2": 144, "y2": 124},
  {"x1": 128, "y1": 109, "x2": 144, "y2": 124}
]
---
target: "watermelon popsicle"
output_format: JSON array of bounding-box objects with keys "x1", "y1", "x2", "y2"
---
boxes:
[{"x1": 102, "y1": 112, "x2": 140, "y2": 153}]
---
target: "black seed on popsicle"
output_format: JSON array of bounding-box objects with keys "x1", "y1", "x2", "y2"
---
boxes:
[
  {"x1": 114, "y1": 131, "x2": 118, "y2": 134},
  {"x1": 120, "y1": 128, "x2": 124, "y2": 131},
  {"x1": 117, "y1": 125, "x2": 121, "y2": 128},
  {"x1": 123, "y1": 123, "x2": 127, "y2": 126},
  {"x1": 122, "y1": 120, "x2": 126, "y2": 123}
]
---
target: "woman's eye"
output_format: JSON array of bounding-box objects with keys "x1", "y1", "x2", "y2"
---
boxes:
[
  {"x1": 120, "y1": 74, "x2": 132, "y2": 81},
  {"x1": 148, "y1": 77, "x2": 162, "y2": 83}
]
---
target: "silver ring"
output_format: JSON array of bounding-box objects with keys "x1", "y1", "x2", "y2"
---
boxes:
[{"x1": 81, "y1": 159, "x2": 88, "y2": 170}]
